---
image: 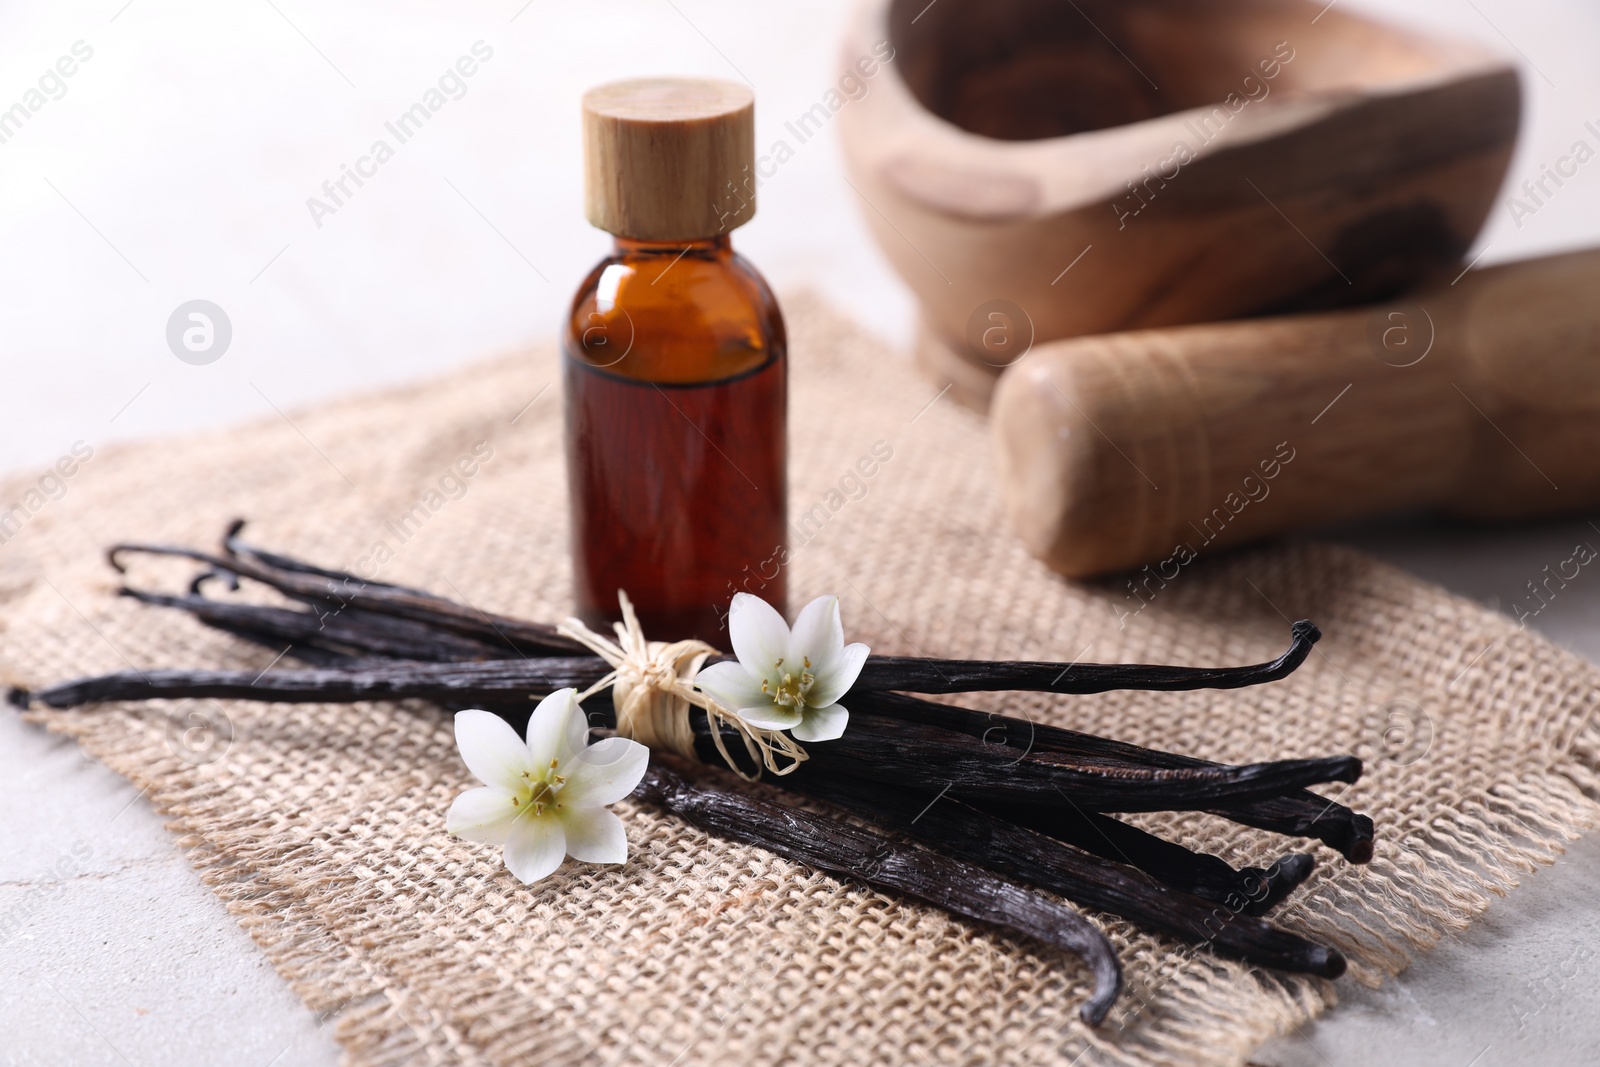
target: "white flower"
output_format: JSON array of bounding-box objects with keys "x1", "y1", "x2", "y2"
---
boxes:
[
  {"x1": 446, "y1": 689, "x2": 649, "y2": 884},
  {"x1": 693, "y1": 593, "x2": 869, "y2": 743}
]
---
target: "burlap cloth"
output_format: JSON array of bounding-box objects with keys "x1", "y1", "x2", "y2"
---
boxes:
[{"x1": 3, "y1": 294, "x2": 1598, "y2": 1066}]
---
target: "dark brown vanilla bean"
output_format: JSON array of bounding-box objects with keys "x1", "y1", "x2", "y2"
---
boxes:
[
  {"x1": 109, "y1": 531, "x2": 587, "y2": 657},
  {"x1": 856, "y1": 621, "x2": 1320, "y2": 695},
  {"x1": 781, "y1": 772, "x2": 1345, "y2": 978},
  {"x1": 122, "y1": 553, "x2": 1319, "y2": 701},
  {"x1": 976, "y1": 800, "x2": 1315, "y2": 915},
  {"x1": 12, "y1": 658, "x2": 611, "y2": 711},
  {"x1": 854, "y1": 691, "x2": 1376, "y2": 862},
  {"x1": 117, "y1": 581, "x2": 524, "y2": 668},
  {"x1": 637, "y1": 755, "x2": 1124, "y2": 1026},
  {"x1": 808, "y1": 713, "x2": 1362, "y2": 812},
  {"x1": 222, "y1": 521, "x2": 386, "y2": 585},
  {"x1": 120, "y1": 589, "x2": 512, "y2": 663},
  {"x1": 15, "y1": 661, "x2": 1359, "y2": 811},
  {"x1": 1213, "y1": 795, "x2": 1375, "y2": 864}
]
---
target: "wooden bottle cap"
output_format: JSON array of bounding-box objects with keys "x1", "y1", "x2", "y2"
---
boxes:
[{"x1": 583, "y1": 77, "x2": 756, "y2": 242}]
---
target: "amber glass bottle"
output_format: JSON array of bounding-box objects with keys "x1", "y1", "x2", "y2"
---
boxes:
[{"x1": 566, "y1": 78, "x2": 787, "y2": 642}]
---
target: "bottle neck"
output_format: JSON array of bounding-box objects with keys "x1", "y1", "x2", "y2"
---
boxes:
[{"x1": 613, "y1": 235, "x2": 732, "y2": 256}]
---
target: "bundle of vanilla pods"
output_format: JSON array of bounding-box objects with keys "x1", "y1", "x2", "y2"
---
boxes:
[{"x1": 10, "y1": 521, "x2": 1375, "y2": 1026}]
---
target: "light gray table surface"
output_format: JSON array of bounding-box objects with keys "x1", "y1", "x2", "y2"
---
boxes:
[{"x1": 2, "y1": 2, "x2": 1598, "y2": 1064}]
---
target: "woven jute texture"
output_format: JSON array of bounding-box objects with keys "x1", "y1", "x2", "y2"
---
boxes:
[{"x1": 4, "y1": 294, "x2": 1600, "y2": 1066}]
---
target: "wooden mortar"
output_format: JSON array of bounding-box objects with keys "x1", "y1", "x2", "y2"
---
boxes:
[{"x1": 838, "y1": 0, "x2": 1520, "y2": 409}]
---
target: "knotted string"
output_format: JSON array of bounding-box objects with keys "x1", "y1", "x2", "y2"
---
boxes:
[{"x1": 557, "y1": 591, "x2": 808, "y2": 780}]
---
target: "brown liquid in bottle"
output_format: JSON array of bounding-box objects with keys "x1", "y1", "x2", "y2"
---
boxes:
[{"x1": 564, "y1": 235, "x2": 787, "y2": 642}]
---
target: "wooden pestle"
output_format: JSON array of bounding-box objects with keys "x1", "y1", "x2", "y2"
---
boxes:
[{"x1": 992, "y1": 248, "x2": 1600, "y2": 578}]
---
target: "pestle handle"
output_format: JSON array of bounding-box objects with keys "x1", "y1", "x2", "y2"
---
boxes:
[{"x1": 992, "y1": 249, "x2": 1600, "y2": 578}]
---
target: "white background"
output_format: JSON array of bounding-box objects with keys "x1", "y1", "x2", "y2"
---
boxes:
[{"x1": 2, "y1": 2, "x2": 1599, "y2": 1065}]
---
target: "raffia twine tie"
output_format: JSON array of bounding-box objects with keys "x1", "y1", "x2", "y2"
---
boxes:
[{"x1": 558, "y1": 591, "x2": 808, "y2": 780}]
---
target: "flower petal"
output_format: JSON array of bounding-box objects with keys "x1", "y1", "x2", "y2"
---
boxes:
[
  {"x1": 503, "y1": 813, "x2": 567, "y2": 884},
  {"x1": 445, "y1": 786, "x2": 520, "y2": 845},
  {"x1": 792, "y1": 702, "x2": 849, "y2": 742},
  {"x1": 561, "y1": 736, "x2": 650, "y2": 808},
  {"x1": 736, "y1": 703, "x2": 803, "y2": 731},
  {"x1": 789, "y1": 595, "x2": 844, "y2": 672},
  {"x1": 727, "y1": 592, "x2": 791, "y2": 678},
  {"x1": 694, "y1": 659, "x2": 770, "y2": 712},
  {"x1": 566, "y1": 699, "x2": 592, "y2": 754},
  {"x1": 454, "y1": 709, "x2": 536, "y2": 790},
  {"x1": 560, "y1": 806, "x2": 628, "y2": 864},
  {"x1": 525, "y1": 688, "x2": 583, "y2": 765},
  {"x1": 807, "y1": 641, "x2": 870, "y2": 709}
]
